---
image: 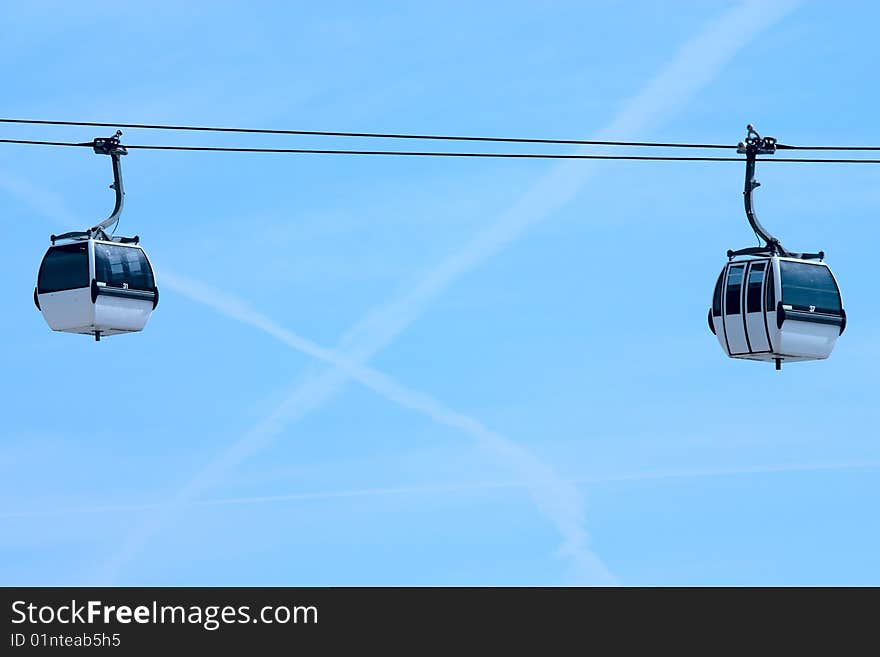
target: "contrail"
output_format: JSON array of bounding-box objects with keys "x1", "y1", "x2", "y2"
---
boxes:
[
  {"x1": 99, "y1": 0, "x2": 800, "y2": 581},
  {"x1": 106, "y1": 271, "x2": 618, "y2": 585},
  {"x1": 6, "y1": 459, "x2": 876, "y2": 521},
  {"x1": 2, "y1": 0, "x2": 802, "y2": 582},
  {"x1": 0, "y1": 170, "x2": 614, "y2": 582}
]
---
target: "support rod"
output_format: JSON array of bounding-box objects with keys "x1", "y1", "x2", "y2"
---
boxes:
[
  {"x1": 89, "y1": 131, "x2": 127, "y2": 236},
  {"x1": 729, "y1": 126, "x2": 825, "y2": 261},
  {"x1": 738, "y1": 125, "x2": 784, "y2": 254},
  {"x1": 48, "y1": 131, "x2": 140, "y2": 245}
]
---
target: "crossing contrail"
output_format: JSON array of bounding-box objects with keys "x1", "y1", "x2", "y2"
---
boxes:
[
  {"x1": 106, "y1": 271, "x2": 618, "y2": 585},
  {"x1": 98, "y1": 0, "x2": 801, "y2": 582},
  {"x1": 0, "y1": 175, "x2": 616, "y2": 583},
  {"x1": 2, "y1": 0, "x2": 802, "y2": 583}
]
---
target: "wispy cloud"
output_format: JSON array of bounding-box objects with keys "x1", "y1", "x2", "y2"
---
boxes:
[
  {"x1": 0, "y1": 169, "x2": 79, "y2": 226},
  {"x1": 7, "y1": 458, "x2": 875, "y2": 521}
]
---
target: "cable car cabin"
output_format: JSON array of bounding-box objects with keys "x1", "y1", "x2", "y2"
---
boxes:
[
  {"x1": 708, "y1": 256, "x2": 845, "y2": 367},
  {"x1": 34, "y1": 239, "x2": 158, "y2": 340}
]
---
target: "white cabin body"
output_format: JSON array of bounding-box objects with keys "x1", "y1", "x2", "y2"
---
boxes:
[
  {"x1": 708, "y1": 255, "x2": 845, "y2": 365},
  {"x1": 35, "y1": 239, "x2": 158, "y2": 339}
]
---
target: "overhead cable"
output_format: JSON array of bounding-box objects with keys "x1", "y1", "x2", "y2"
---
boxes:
[
  {"x1": 0, "y1": 117, "x2": 736, "y2": 149},
  {"x1": 4, "y1": 137, "x2": 880, "y2": 163}
]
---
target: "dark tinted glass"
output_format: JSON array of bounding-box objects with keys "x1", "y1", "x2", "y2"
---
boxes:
[
  {"x1": 712, "y1": 271, "x2": 724, "y2": 316},
  {"x1": 37, "y1": 242, "x2": 89, "y2": 293},
  {"x1": 780, "y1": 261, "x2": 841, "y2": 313},
  {"x1": 766, "y1": 264, "x2": 775, "y2": 308},
  {"x1": 94, "y1": 243, "x2": 155, "y2": 291},
  {"x1": 725, "y1": 265, "x2": 743, "y2": 315},
  {"x1": 747, "y1": 262, "x2": 765, "y2": 313}
]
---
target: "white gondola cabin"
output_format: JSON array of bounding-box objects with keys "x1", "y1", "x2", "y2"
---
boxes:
[
  {"x1": 34, "y1": 239, "x2": 158, "y2": 340},
  {"x1": 708, "y1": 255, "x2": 845, "y2": 366}
]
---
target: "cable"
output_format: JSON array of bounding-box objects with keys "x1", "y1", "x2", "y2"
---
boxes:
[
  {"x1": 126, "y1": 145, "x2": 747, "y2": 160},
  {"x1": 0, "y1": 138, "x2": 91, "y2": 148},
  {"x1": 761, "y1": 157, "x2": 880, "y2": 163},
  {"x1": 0, "y1": 118, "x2": 737, "y2": 149},
  {"x1": 4, "y1": 137, "x2": 880, "y2": 162},
  {"x1": 125, "y1": 145, "x2": 880, "y2": 162},
  {"x1": 5, "y1": 118, "x2": 880, "y2": 151},
  {"x1": 778, "y1": 144, "x2": 880, "y2": 151},
  {"x1": 0, "y1": 139, "x2": 770, "y2": 159}
]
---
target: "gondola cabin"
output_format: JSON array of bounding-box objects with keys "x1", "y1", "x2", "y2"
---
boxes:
[
  {"x1": 34, "y1": 239, "x2": 158, "y2": 340},
  {"x1": 708, "y1": 256, "x2": 845, "y2": 367}
]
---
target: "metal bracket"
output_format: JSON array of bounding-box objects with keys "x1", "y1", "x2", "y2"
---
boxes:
[
  {"x1": 92, "y1": 131, "x2": 127, "y2": 157},
  {"x1": 49, "y1": 131, "x2": 138, "y2": 244},
  {"x1": 88, "y1": 131, "x2": 128, "y2": 240},
  {"x1": 736, "y1": 124, "x2": 777, "y2": 156},
  {"x1": 728, "y1": 124, "x2": 824, "y2": 261},
  {"x1": 737, "y1": 125, "x2": 785, "y2": 255}
]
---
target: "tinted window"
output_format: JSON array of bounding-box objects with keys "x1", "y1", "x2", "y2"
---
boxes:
[
  {"x1": 747, "y1": 262, "x2": 765, "y2": 313},
  {"x1": 765, "y1": 264, "x2": 775, "y2": 308},
  {"x1": 725, "y1": 265, "x2": 743, "y2": 315},
  {"x1": 780, "y1": 261, "x2": 841, "y2": 313},
  {"x1": 37, "y1": 242, "x2": 89, "y2": 293},
  {"x1": 712, "y1": 271, "x2": 724, "y2": 316},
  {"x1": 94, "y1": 243, "x2": 155, "y2": 291}
]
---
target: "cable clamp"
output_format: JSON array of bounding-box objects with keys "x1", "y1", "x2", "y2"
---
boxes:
[
  {"x1": 93, "y1": 130, "x2": 128, "y2": 156},
  {"x1": 737, "y1": 124, "x2": 777, "y2": 155}
]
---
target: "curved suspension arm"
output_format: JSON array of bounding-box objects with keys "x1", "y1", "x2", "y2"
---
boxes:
[
  {"x1": 89, "y1": 132, "x2": 127, "y2": 237},
  {"x1": 739, "y1": 125, "x2": 785, "y2": 254},
  {"x1": 50, "y1": 132, "x2": 129, "y2": 244},
  {"x1": 729, "y1": 125, "x2": 824, "y2": 261},
  {"x1": 743, "y1": 146, "x2": 782, "y2": 252}
]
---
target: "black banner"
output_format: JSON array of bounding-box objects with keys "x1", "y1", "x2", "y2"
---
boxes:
[{"x1": 0, "y1": 587, "x2": 874, "y2": 653}]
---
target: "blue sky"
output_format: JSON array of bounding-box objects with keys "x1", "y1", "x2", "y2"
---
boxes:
[{"x1": 2, "y1": 0, "x2": 879, "y2": 585}]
